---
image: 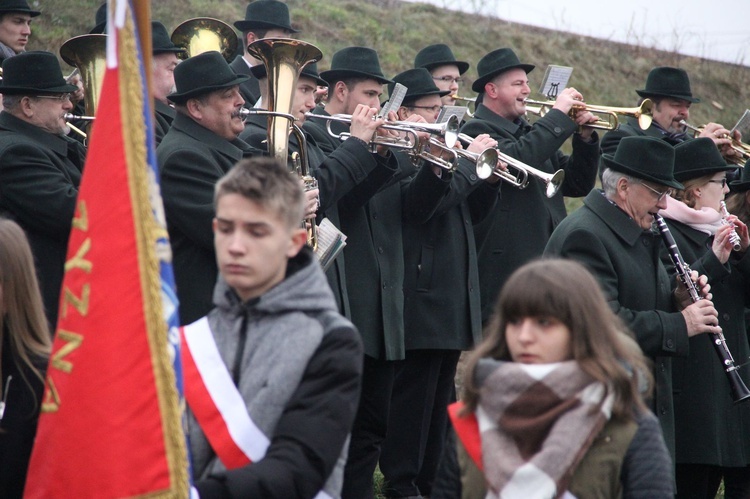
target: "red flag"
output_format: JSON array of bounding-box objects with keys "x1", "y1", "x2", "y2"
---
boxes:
[{"x1": 24, "y1": 0, "x2": 189, "y2": 496}]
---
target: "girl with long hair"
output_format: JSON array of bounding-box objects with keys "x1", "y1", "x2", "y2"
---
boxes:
[
  {"x1": 0, "y1": 218, "x2": 51, "y2": 498},
  {"x1": 444, "y1": 258, "x2": 672, "y2": 498}
]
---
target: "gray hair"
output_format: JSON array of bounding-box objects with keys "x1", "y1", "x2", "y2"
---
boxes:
[
  {"x1": 2, "y1": 94, "x2": 23, "y2": 112},
  {"x1": 601, "y1": 168, "x2": 635, "y2": 197}
]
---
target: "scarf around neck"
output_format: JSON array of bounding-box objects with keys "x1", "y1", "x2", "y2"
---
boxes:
[
  {"x1": 0, "y1": 42, "x2": 17, "y2": 61},
  {"x1": 475, "y1": 359, "x2": 612, "y2": 499},
  {"x1": 659, "y1": 195, "x2": 722, "y2": 236}
]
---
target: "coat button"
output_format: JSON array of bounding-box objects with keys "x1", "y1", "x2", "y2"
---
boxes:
[
  {"x1": 723, "y1": 313, "x2": 731, "y2": 322},
  {"x1": 470, "y1": 174, "x2": 477, "y2": 181},
  {"x1": 660, "y1": 362, "x2": 666, "y2": 372},
  {"x1": 660, "y1": 407, "x2": 667, "y2": 415},
  {"x1": 382, "y1": 282, "x2": 387, "y2": 289},
  {"x1": 378, "y1": 247, "x2": 384, "y2": 254},
  {"x1": 642, "y1": 239, "x2": 650, "y2": 246},
  {"x1": 666, "y1": 339, "x2": 674, "y2": 349},
  {"x1": 554, "y1": 127, "x2": 562, "y2": 133}
]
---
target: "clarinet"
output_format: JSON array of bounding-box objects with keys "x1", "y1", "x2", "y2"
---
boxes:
[
  {"x1": 654, "y1": 214, "x2": 750, "y2": 403},
  {"x1": 720, "y1": 201, "x2": 742, "y2": 252}
]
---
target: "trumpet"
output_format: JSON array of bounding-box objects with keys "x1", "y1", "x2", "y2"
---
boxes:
[
  {"x1": 457, "y1": 133, "x2": 565, "y2": 198},
  {"x1": 450, "y1": 94, "x2": 476, "y2": 117},
  {"x1": 306, "y1": 112, "x2": 460, "y2": 150},
  {"x1": 679, "y1": 120, "x2": 750, "y2": 166},
  {"x1": 408, "y1": 137, "x2": 458, "y2": 172},
  {"x1": 524, "y1": 98, "x2": 654, "y2": 131}
]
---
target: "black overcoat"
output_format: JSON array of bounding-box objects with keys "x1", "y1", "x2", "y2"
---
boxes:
[
  {"x1": 154, "y1": 100, "x2": 176, "y2": 147},
  {"x1": 460, "y1": 105, "x2": 599, "y2": 322},
  {"x1": 0, "y1": 112, "x2": 84, "y2": 330},
  {"x1": 158, "y1": 113, "x2": 260, "y2": 325},
  {"x1": 660, "y1": 218, "x2": 750, "y2": 466},
  {"x1": 544, "y1": 189, "x2": 691, "y2": 461}
]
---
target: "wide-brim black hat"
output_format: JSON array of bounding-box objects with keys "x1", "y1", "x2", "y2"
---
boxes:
[
  {"x1": 89, "y1": 3, "x2": 106, "y2": 34},
  {"x1": 472, "y1": 48, "x2": 534, "y2": 93},
  {"x1": 0, "y1": 0, "x2": 40, "y2": 18},
  {"x1": 389, "y1": 68, "x2": 449, "y2": 103},
  {"x1": 168, "y1": 51, "x2": 249, "y2": 104},
  {"x1": 0, "y1": 51, "x2": 78, "y2": 94},
  {"x1": 233, "y1": 0, "x2": 298, "y2": 33},
  {"x1": 601, "y1": 136, "x2": 684, "y2": 190},
  {"x1": 250, "y1": 61, "x2": 328, "y2": 88},
  {"x1": 152, "y1": 21, "x2": 186, "y2": 55},
  {"x1": 673, "y1": 137, "x2": 734, "y2": 182},
  {"x1": 730, "y1": 157, "x2": 750, "y2": 191},
  {"x1": 636, "y1": 66, "x2": 700, "y2": 103},
  {"x1": 414, "y1": 44, "x2": 469, "y2": 75},
  {"x1": 319, "y1": 46, "x2": 393, "y2": 85}
]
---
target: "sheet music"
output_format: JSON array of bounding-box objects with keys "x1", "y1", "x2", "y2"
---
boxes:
[
  {"x1": 437, "y1": 105, "x2": 467, "y2": 124},
  {"x1": 380, "y1": 83, "x2": 407, "y2": 118},
  {"x1": 539, "y1": 65, "x2": 573, "y2": 100},
  {"x1": 315, "y1": 218, "x2": 347, "y2": 272},
  {"x1": 732, "y1": 109, "x2": 750, "y2": 138}
]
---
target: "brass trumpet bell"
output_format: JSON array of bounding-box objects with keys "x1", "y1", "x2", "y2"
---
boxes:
[
  {"x1": 170, "y1": 17, "x2": 239, "y2": 62},
  {"x1": 60, "y1": 34, "x2": 107, "y2": 120}
]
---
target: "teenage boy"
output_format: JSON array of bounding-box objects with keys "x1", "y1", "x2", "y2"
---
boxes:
[{"x1": 181, "y1": 157, "x2": 363, "y2": 499}]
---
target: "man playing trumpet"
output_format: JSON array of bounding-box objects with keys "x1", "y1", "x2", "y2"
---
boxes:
[
  {"x1": 459, "y1": 47, "x2": 600, "y2": 324},
  {"x1": 414, "y1": 43, "x2": 470, "y2": 108}
]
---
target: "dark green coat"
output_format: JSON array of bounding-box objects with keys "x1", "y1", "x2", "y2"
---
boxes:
[
  {"x1": 154, "y1": 100, "x2": 176, "y2": 147},
  {"x1": 229, "y1": 55, "x2": 261, "y2": 108},
  {"x1": 601, "y1": 116, "x2": 667, "y2": 156},
  {"x1": 544, "y1": 189, "x2": 690, "y2": 461},
  {"x1": 659, "y1": 218, "x2": 750, "y2": 466},
  {"x1": 401, "y1": 158, "x2": 499, "y2": 351},
  {"x1": 460, "y1": 105, "x2": 600, "y2": 322},
  {"x1": 158, "y1": 113, "x2": 260, "y2": 325},
  {"x1": 0, "y1": 112, "x2": 84, "y2": 330}
]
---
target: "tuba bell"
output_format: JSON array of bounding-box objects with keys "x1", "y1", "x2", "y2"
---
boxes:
[
  {"x1": 60, "y1": 34, "x2": 107, "y2": 129},
  {"x1": 170, "y1": 17, "x2": 239, "y2": 62},
  {"x1": 246, "y1": 38, "x2": 323, "y2": 249}
]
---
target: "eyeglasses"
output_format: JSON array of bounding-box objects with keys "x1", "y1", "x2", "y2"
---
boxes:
[
  {"x1": 409, "y1": 105, "x2": 443, "y2": 114},
  {"x1": 707, "y1": 178, "x2": 727, "y2": 188},
  {"x1": 33, "y1": 93, "x2": 72, "y2": 102},
  {"x1": 638, "y1": 181, "x2": 673, "y2": 201},
  {"x1": 432, "y1": 76, "x2": 464, "y2": 84}
]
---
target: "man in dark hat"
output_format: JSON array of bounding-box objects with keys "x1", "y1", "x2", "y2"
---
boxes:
[
  {"x1": 88, "y1": 2, "x2": 106, "y2": 34},
  {"x1": 460, "y1": 47, "x2": 600, "y2": 325},
  {"x1": 414, "y1": 43, "x2": 470, "y2": 107},
  {"x1": 544, "y1": 136, "x2": 722, "y2": 469},
  {"x1": 231, "y1": 0, "x2": 297, "y2": 108},
  {"x1": 157, "y1": 51, "x2": 262, "y2": 325},
  {"x1": 601, "y1": 66, "x2": 740, "y2": 163},
  {"x1": 378, "y1": 67, "x2": 502, "y2": 499},
  {"x1": 0, "y1": 0, "x2": 39, "y2": 65},
  {"x1": 0, "y1": 51, "x2": 84, "y2": 330},
  {"x1": 151, "y1": 21, "x2": 185, "y2": 146}
]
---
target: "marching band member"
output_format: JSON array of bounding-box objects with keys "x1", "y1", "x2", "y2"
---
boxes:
[
  {"x1": 659, "y1": 138, "x2": 750, "y2": 499},
  {"x1": 0, "y1": 51, "x2": 84, "y2": 330},
  {"x1": 231, "y1": 0, "x2": 297, "y2": 108},
  {"x1": 151, "y1": 21, "x2": 185, "y2": 146},
  {"x1": 459, "y1": 47, "x2": 600, "y2": 324},
  {"x1": 378, "y1": 68, "x2": 501, "y2": 499},
  {"x1": 414, "y1": 43, "x2": 470, "y2": 108},
  {"x1": 0, "y1": 0, "x2": 37, "y2": 65},
  {"x1": 544, "y1": 136, "x2": 721, "y2": 466},
  {"x1": 157, "y1": 51, "x2": 262, "y2": 325}
]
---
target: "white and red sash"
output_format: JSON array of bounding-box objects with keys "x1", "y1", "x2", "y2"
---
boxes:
[
  {"x1": 181, "y1": 317, "x2": 334, "y2": 499},
  {"x1": 181, "y1": 317, "x2": 270, "y2": 470}
]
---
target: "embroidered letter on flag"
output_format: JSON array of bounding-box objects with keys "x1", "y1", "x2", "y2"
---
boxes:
[{"x1": 24, "y1": 0, "x2": 190, "y2": 497}]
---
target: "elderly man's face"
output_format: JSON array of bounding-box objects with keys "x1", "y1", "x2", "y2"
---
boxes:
[
  {"x1": 27, "y1": 94, "x2": 74, "y2": 135},
  {"x1": 652, "y1": 97, "x2": 691, "y2": 134},
  {"x1": 191, "y1": 86, "x2": 245, "y2": 140},
  {"x1": 152, "y1": 52, "x2": 179, "y2": 104},
  {"x1": 615, "y1": 177, "x2": 672, "y2": 230},
  {"x1": 0, "y1": 12, "x2": 31, "y2": 54}
]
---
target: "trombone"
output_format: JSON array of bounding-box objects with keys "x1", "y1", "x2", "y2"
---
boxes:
[
  {"x1": 679, "y1": 120, "x2": 749, "y2": 166},
  {"x1": 305, "y1": 112, "x2": 460, "y2": 151},
  {"x1": 524, "y1": 98, "x2": 654, "y2": 131},
  {"x1": 457, "y1": 133, "x2": 565, "y2": 198}
]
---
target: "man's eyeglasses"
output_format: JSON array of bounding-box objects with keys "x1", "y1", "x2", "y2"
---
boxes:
[
  {"x1": 33, "y1": 93, "x2": 72, "y2": 102},
  {"x1": 707, "y1": 178, "x2": 728, "y2": 188},
  {"x1": 638, "y1": 181, "x2": 673, "y2": 201},
  {"x1": 409, "y1": 105, "x2": 443, "y2": 114},
  {"x1": 432, "y1": 76, "x2": 464, "y2": 84}
]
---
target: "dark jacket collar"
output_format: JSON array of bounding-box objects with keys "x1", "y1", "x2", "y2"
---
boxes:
[
  {"x1": 472, "y1": 104, "x2": 524, "y2": 135},
  {"x1": 171, "y1": 112, "x2": 257, "y2": 160},
  {"x1": 0, "y1": 111, "x2": 74, "y2": 157},
  {"x1": 583, "y1": 189, "x2": 654, "y2": 247},
  {"x1": 155, "y1": 100, "x2": 176, "y2": 120}
]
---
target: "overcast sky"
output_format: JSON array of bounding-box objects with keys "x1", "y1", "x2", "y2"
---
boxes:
[{"x1": 405, "y1": 0, "x2": 750, "y2": 65}]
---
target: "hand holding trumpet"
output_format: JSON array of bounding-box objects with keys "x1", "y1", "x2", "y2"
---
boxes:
[
  {"x1": 550, "y1": 88, "x2": 598, "y2": 140},
  {"x1": 465, "y1": 134, "x2": 506, "y2": 184}
]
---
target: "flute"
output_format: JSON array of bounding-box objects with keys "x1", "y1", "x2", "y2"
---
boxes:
[{"x1": 654, "y1": 214, "x2": 750, "y2": 403}]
